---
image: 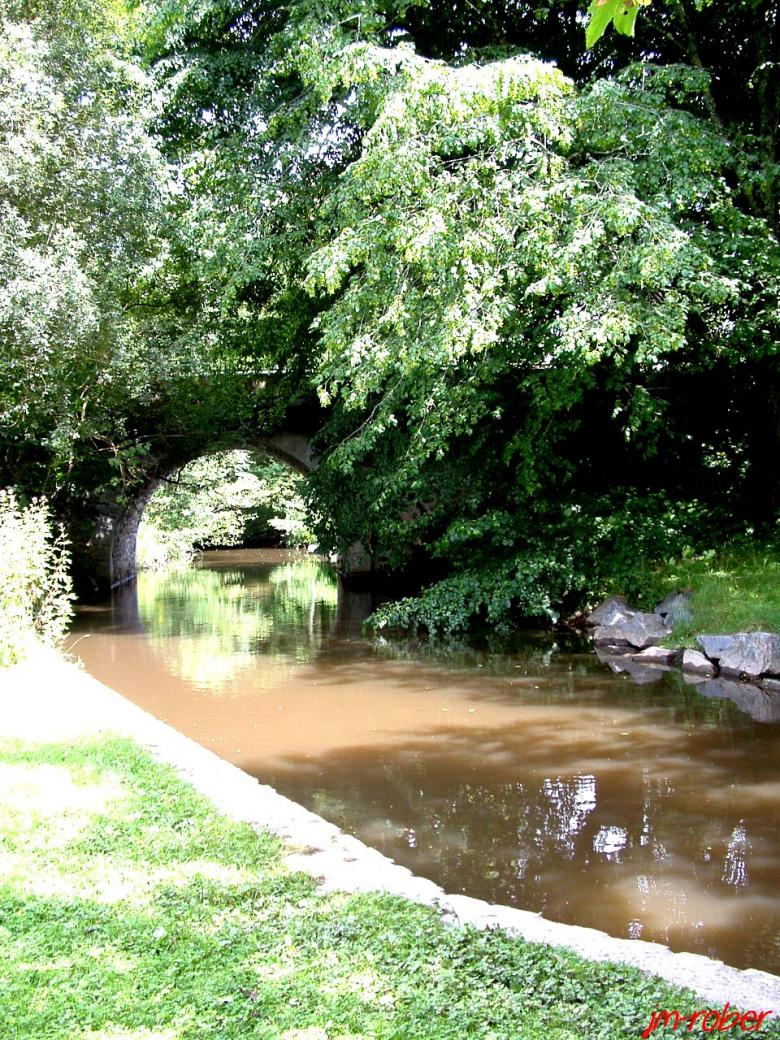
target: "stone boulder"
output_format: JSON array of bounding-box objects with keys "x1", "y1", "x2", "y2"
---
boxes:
[
  {"x1": 696, "y1": 632, "x2": 780, "y2": 678},
  {"x1": 592, "y1": 611, "x2": 669, "y2": 650},
  {"x1": 680, "y1": 649, "x2": 716, "y2": 677},
  {"x1": 586, "y1": 596, "x2": 631, "y2": 628},
  {"x1": 653, "y1": 591, "x2": 693, "y2": 628}
]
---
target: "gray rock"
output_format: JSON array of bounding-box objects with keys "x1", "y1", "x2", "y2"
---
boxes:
[
  {"x1": 760, "y1": 678, "x2": 780, "y2": 695},
  {"x1": 696, "y1": 634, "x2": 736, "y2": 662},
  {"x1": 593, "y1": 629, "x2": 634, "y2": 651},
  {"x1": 696, "y1": 632, "x2": 780, "y2": 678},
  {"x1": 697, "y1": 677, "x2": 780, "y2": 724},
  {"x1": 586, "y1": 595, "x2": 632, "y2": 628},
  {"x1": 654, "y1": 591, "x2": 694, "y2": 628},
  {"x1": 681, "y1": 649, "x2": 716, "y2": 677},
  {"x1": 697, "y1": 633, "x2": 727, "y2": 653},
  {"x1": 593, "y1": 611, "x2": 669, "y2": 650},
  {"x1": 630, "y1": 646, "x2": 678, "y2": 665}
]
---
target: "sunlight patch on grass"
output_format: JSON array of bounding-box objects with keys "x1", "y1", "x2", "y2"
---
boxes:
[
  {"x1": 84, "y1": 1029, "x2": 180, "y2": 1040},
  {"x1": 0, "y1": 761, "x2": 126, "y2": 845},
  {"x1": 17, "y1": 956, "x2": 78, "y2": 973},
  {"x1": 1, "y1": 852, "x2": 255, "y2": 905},
  {"x1": 634, "y1": 540, "x2": 780, "y2": 645}
]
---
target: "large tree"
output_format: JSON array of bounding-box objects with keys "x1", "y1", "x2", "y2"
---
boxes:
[
  {"x1": 0, "y1": 0, "x2": 216, "y2": 506},
  {"x1": 140, "y1": 0, "x2": 778, "y2": 628}
]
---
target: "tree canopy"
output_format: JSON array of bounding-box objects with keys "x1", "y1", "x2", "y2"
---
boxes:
[{"x1": 1, "y1": 0, "x2": 777, "y2": 628}]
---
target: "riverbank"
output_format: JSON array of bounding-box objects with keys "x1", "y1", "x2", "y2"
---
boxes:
[
  {"x1": 2, "y1": 648, "x2": 780, "y2": 1038},
  {"x1": 571, "y1": 538, "x2": 780, "y2": 721},
  {"x1": 584, "y1": 593, "x2": 780, "y2": 720}
]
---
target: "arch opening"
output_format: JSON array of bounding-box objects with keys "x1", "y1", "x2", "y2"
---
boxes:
[
  {"x1": 99, "y1": 430, "x2": 371, "y2": 593},
  {"x1": 109, "y1": 432, "x2": 318, "y2": 589},
  {"x1": 136, "y1": 448, "x2": 315, "y2": 572}
]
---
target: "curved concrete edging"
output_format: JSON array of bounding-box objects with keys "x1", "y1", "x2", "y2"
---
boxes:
[{"x1": 5, "y1": 651, "x2": 780, "y2": 1014}]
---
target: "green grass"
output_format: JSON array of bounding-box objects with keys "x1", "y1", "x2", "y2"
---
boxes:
[
  {"x1": 629, "y1": 539, "x2": 780, "y2": 647},
  {"x1": 0, "y1": 735, "x2": 773, "y2": 1040}
]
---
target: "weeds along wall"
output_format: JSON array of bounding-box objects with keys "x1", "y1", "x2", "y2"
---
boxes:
[{"x1": 0, "y1": 490, "x2": 73, "y2": 667}]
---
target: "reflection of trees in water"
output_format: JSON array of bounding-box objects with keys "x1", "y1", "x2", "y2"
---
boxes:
[
  {"x1": 298, "y1": 753, "x2": 764, "y2": 930},
  {"x1": 308, "y1": 766, "x2": 622, "y2": 906},
  {"x1": 541, "y1": 774, "x2": 598, "y2": 859},
  {"x1": 136, "y1": 559, "x2": 338, "y2": 688},
  {"x1": 722, "y1": 822, "x2": 751, "y2": 888},
  {"x1": 369, "y1": 631, "x2": 570, "y2": 676}
]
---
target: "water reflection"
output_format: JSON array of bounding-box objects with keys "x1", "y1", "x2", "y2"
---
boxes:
[
  {"x1": 723, "y1": 823, "x2": 751, "y2": 889},
  {"x1": 67, "y1": 550, "x2": 780, "y2": 974},
  {"x1": 135, "y1": 554, "x2": 338, "y2": 690}
]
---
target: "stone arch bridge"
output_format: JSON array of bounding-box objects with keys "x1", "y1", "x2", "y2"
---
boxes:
[{"x1": 75, "y1": 390, "x2": 370, "y2": 594}]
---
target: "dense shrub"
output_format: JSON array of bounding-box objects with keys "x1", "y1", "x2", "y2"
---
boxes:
[
  {"x1": 367, "y1": 493, "x2": 734, "y2": 634},
  {"x1": 0, "y1": 489, "x2": 73, "y2": 666}
]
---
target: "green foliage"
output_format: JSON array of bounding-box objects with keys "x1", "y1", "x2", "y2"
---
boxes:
[
  {"x1": 0, "y1": 7, "x2": 169, "y2": 463},
  {"x1": 370, "y1": 555, "x2": 580, "y2": 635},
  {"x1": 0, "y1": 0, "x2": 226, "y2": 518},
  {"x1": 585, "y1": 0, "x2": 646, "y2": 48},
  {"x1": 0, "y1": 732, "x2": 723, "y2": 1039},
  {"x1": 138, "y1": 451, "x2": 314, "y2": 569},
  {"x1": 0, "y1": 0, "x2": 777, "y2": 635},
  {"x1": 305, "y1": 48, "x2": 774, "y2": 441},
  {"x1": 141, "y1": 0, "x2": 778, "y2": 633},
  {"x1": 297, "y1": 47, "x2": 776, "y2": 629},
  {"x1": 368, "y1": 493, "x2": 724, "y2": 634},
  {"x1": 0, "y1": 490, "x2": 73, "y2": 666}
]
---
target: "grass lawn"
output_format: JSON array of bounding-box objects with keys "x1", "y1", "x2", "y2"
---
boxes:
[
  {"x1": 630, "y1": 540, "x2": 780, "y2": 646},
  {"x1": 0, "y1": 734, "x2": 773, "y2": 1040}
]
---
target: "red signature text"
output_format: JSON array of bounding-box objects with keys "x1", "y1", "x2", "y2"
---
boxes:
[{"x1": 642, "y1": 1005, "x2": 773, "y2": 1037}]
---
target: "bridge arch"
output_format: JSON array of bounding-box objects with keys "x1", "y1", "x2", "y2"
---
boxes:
[{"x1": 107, "y1": 432, "x2": 318, "y2": 589}]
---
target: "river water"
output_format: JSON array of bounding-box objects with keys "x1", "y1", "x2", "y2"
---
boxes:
[{"x1": 67, "y1": 549, "x2": 780, "y2": 975}]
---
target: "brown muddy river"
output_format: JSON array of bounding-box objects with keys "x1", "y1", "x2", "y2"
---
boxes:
[{"x1": 67, "y1": 549, "x2": 780, "y2": 975}]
